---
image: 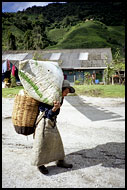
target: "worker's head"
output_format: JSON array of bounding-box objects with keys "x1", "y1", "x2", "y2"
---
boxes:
[
  {"x1": 62, "y1": 87, "x2": 70, "y2": 97},
  {"x1": 62, "y1": 80, "x2": 75, "y2": 97}
]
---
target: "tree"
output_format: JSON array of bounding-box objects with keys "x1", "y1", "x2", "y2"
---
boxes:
[
  {"x1": 22, "y1": 15, "x2": 28, "y2": 21},
  {"x1": 10, "y1": 73, "x2": 17, "y2": 87},
  {"x1": 104, "y1": 56, "x2": 114, "y2": 84},
  {"x1": 24, "y1": 30, "x2": 33, "y2": 50},
  {"x1": 112, "y1": 48, "x2": 125, "y2": 84},
  {"x1": 104, "y1": 49, "x2": 125, "y2": 85},
  {"x1": 7, "y1": 32, "x2": 16, "y2": 50},
  {"x1": 31, "y1": 16, "x2": 50, "y2": 49},
  {"x1": 104, "y1": 62, "x2": 114, "y2": 84},
  {"x1": 32, "y1": 26, "x2": 44, "y2": 49},
  {"x1": 84, "y1": 72, "x2": 92, "y2": 85},
  {"x1": 62, "y1": 16, "x2": 70, "y2": 27}
]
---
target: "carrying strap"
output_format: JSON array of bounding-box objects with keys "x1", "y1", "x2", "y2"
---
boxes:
[
  {"x1": 33, "y1": 112, "x2": 45, "y2": 139},
  {"x1": 35, "y1": 111, "x2": 45, "y2": 126}
]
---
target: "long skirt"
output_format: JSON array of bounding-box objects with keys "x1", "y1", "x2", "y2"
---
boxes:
[{"x1": 31, "y1": 115, "x2": 65, "y2": 167}]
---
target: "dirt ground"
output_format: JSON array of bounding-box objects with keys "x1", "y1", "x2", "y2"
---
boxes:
[{"x1": 2, "y1": 96, "x2": 125, "y2": 188}]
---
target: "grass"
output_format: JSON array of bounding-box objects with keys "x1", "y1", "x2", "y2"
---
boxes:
[
  {"x1": 47, "y1": 28, "x2": 67, "y2": 43},
  {"x1": 2, "y1": 84, "x2": 125, "y2": 98},
  {"x1": 73, "y1": 84, "x2": 125, "y2": 98},
  {"x1": 2, "y1": 86, "x2": 24, "y2": 98},
  {"x1": 47, "y1": 21, "x2": 125, "y2": 57}
]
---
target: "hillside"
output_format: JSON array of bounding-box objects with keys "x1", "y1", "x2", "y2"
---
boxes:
[
  {"x1": 46, "y1": 21, "x2": 125, "y2": 56},
  {"x1": 2, "y1": 1, "x2": 125, "y2": 57}
]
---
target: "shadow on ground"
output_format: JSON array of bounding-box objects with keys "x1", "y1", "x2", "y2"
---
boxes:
[
  {"x1": 47, "y1": 142, "x2": 125, "y2": 176},
  {"x1": 65, "y1": 95, "x2": 123, "y2": 121}
]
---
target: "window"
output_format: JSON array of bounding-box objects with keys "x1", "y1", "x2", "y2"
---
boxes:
[
  {"x1": 79, "y1": 52, "x2": 89, "y2": 60},
  {"x1": 49, "y1": 53, "x2": 61, "y2": 60}
]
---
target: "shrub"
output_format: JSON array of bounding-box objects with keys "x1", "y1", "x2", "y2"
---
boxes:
[{"x1": 75, "y1": 80, "x2": 80, "y2": 85}]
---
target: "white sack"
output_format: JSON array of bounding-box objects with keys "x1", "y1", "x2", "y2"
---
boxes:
[{"x1": 18, "y1": 59, "x2": 64, "y2": 105}]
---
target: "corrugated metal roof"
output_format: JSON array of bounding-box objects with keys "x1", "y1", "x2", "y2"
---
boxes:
[
  {"x1": 2, "y1": 53, "x2": 28, "y2": 61},
  {"x1": 2, "y1": 48, "x2": 112, "y2": 69},
  {"x1": 79, "y1": 52, "x2": 89, "y2": 60},
  {"x1": 49, "y1": 53, "x2": 61, "y2": 60}
]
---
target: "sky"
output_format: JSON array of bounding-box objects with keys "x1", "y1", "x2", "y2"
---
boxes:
[{"x1": 2, "y1": 2, "x2": 66, "y2": 13}]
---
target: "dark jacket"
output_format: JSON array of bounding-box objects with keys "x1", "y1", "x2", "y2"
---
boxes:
[{"x1": 39, "y1": 98, "x2": 64, "y2": 121}]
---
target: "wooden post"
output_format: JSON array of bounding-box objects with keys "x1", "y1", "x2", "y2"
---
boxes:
[{"x1": 112, "y1": 76, "x2": 114, "y2": 85}]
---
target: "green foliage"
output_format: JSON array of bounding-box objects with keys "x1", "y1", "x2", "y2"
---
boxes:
[
  {"x1": 2, "y1": 2, "x2": 125, "y2": 55},
  {"x1": 24, "y1": 30, "x2": 33, "y2": 50},
  {"x1": 104, "y1": 48, "x2": 125, "y2": 84},
  {"x1": 112, "y1": 48, "x2": 125, "y2": 71},
  {"x1": 33, "y1": 52, "x2": 42, "y2": 60},
  {"x1": 61, "y1": 16, "x2": 79, "y2": 27},
  {"x1": 111, "y1": 48, "x2": 125, "y2": 84},
  {"x1": 10, "y1": 74, "x2": 17, "y2": 87},
  {"x1": 47, "y1": 28, "x2": 67, "y2": 43},
  {"x1": 7, "y1": 31, "x2": 16, "y2": 50},
  {"x1": 48, "y1": 21, "x2": 124, "y2": 55},
  {"x1": 74, "y1": 80, "x2": 80, "y2": 85},
  {"x1": 84, "y1": 72, "x2": 92, "y2": 85},
  {"x1": 104, "y1": 56, "x2": 115, "y2": 85}
]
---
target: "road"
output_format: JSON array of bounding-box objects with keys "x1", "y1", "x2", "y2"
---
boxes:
[{"x1": 2, "y1": 96, "x2": 125, "y2": 188}]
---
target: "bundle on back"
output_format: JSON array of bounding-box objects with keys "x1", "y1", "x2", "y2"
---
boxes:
[
  {"x1": 12, "y1": 90, "x2": 40, "y2": 136},
  {"x1": 18, "y1": 59, "x2": 64, "y2": 106}
]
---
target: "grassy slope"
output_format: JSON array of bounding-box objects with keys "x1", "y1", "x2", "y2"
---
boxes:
[
  {"x1": 108, "y1": 26, "x2": 125, "y2": 46},
  {"x1": 47, "y1": 28, "x2": 68, "y2": 43},
  {"x1": 2, "y1": 24, "x2": 24, "y2": 50},
  {"x1": 47, "y1": 21, "x2": 125, "y2": 56},
  {"x1": 2, "y1": 20, "x2": 125, "y2": 56}
]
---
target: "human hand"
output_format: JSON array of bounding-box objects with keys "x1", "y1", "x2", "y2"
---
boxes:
[{"x1": 52, "y1": 101, "x2": 61, "y2": 112}]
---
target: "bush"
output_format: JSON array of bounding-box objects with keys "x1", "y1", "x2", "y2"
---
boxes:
[
  {"x1": 10, "y1": 74, "x2": 17, "y2": 87},
  {"x1": 84, "y1": 72, "x2": 92, "y2": 85},
  {"x1": 75, "y1": 80, "x2": 80, "y2": 85}
]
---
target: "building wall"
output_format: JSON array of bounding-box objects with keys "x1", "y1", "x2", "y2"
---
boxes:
[
  {"x1": 63, "y1": 69, "x2": 104, "y2": 83},
  {"x1": 63, "y1": 70, "x2": 84, "y2": 83},
  {"x1": 84, "y1": 69, "x2": 104, "y2": 82}
]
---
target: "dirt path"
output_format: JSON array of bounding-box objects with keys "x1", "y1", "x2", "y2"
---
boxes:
[{"x1": 2, "y1": 96, "x2": 125, "y2": 188}]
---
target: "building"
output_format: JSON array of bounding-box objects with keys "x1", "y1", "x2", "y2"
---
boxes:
[{"x1": 2, "y1": 48, "x2": 112, "y2": 84}]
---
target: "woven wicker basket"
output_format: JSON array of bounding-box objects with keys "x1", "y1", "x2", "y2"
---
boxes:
[{"x1": 12, "y1": 94, "x2": 40, "y2": 136}]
